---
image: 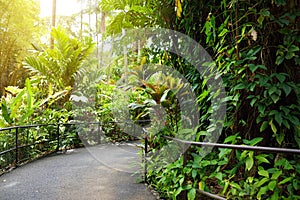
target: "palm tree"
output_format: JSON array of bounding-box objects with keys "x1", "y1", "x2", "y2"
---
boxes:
[{"x1": 24, "y1": 26, "x2": 95, "y2": 91}]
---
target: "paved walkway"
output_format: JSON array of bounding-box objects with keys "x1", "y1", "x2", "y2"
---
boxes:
[{"x1": 0, "y1": 142, "x2": 156, "y2": 200}]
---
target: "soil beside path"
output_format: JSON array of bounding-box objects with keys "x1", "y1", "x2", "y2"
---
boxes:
[{"x1": 0, "y1": 142, "x2": 156, "y2": 200}]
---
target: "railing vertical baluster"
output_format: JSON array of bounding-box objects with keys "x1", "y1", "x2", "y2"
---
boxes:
[
  {"x1": 56, "y1": 124, "x2": 60, "y2": 151},
  {"x1": 133, "y1": 123, "x2": 135, "y2": 138},
  {"x1": 144, "y1": 134, "x2": 148, "y2": 183},
  {"x1": 26, "y1": 129, "x2": 29, "y2": 145},
  {"x1": 182, "y1": 143, "x2": 189, "y2": 200},
  {"x1": 183, "y1": 143, "x2": 188, "y2": 166},
  {"x1": 97, "y1": 122, "x2": 101, "y2": 144},
  {"x1": 15, "y1": 127, "x2": 18, "y2": 166}
]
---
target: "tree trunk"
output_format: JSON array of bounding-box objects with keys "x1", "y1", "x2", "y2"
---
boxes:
[{"x1": 50, "y1": 0, "x2": 56, "y2": 48}]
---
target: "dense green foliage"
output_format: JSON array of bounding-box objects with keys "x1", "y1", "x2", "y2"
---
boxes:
[
  {"x1": 24, "y1": 27, "x2": 95, "y2": 90},
  {"x1": 0, "y1": 0, "x2": 299, "y2": 199},
  {"x1": 101, "y1": 0, "x2": 300, "y2": 199},
  {"x1": 0, "y1": 0, "x2": 42, "y2": 96},
  {"x1": 136, "y1": 1, "x2": 300, "y2": 199}
]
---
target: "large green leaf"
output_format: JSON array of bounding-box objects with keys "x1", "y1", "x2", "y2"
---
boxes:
[
  {"x1": 25, "y1": 78, "x2": 34, "y2": 110},
  {"x1": 1, "y1": 101, "x2": 13, "y2": 124},
  {"x1": 10, "y1": 89, "x2": 25, "y2": 119},
  {"x1": 245, "y1": 155, "x2": 254, "y2": 171}
]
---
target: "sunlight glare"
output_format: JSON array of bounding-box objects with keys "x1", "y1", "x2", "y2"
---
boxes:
[{"x1": 40, "y1": 0, "x2": 82, "y2": 17}]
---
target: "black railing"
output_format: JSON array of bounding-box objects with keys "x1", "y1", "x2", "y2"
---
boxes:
[
  {"x1": 144, "y1": 135, "x2": 300, "y2": 200},
  {"x1": 3, "y1": 121, "x2": 299, "y2": 199},
  {"x1": 0, "y1": 120, "x2": 150, "y2": 172},
  {"x1": 0, "y1": 122, "x2": 106, "y2": 171},
  {"x1": 0, "y1": 124, "x2": 56, "y2": 169}
]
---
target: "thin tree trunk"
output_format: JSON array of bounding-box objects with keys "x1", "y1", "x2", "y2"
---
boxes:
[
  {"x1": 123, "y1": 29, "x2": 128, "y2": 84},
  {"x1": 88, "y1": 0, "x2": 91, "y2": 37},
  {"x1": 96, "y1": 10, "x2": 99, "y2": 62},
  {"x1": 138, "y1": 40, "x2": 141, "y2": 62},
  {"x1": 100, "y1": 11, "x2": 106, "y2": 68},
  {"x1": 50, "y1": 0, "x2": 56, "y2": 48},
  {"x1": 107, "y1": 33, "x2": 114, "y2": 82},
  {"x1": 80, "y1": 0, "x2": 83, "y2": 40}
]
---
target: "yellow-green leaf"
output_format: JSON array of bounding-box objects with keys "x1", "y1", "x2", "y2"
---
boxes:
[
  {"x1": 260, "y1": 121, "x2": 268, "y2": 132},
  {"x1": 269, "y1": 120, "x2": 277, "y2": 134},
  {"x1": 268, "y1": 180, "x2": 277, "y2": 191},
  {"x1": 246, "y1": 156, "x2": 254, "y2": 171}
]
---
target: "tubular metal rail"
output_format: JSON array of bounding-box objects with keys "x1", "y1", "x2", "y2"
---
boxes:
[
  {"x1": 0, "y1": 120, "x2": 148, "y2": 170},
  {"x1": 1, "y1": 121, "x2": 300, "y2": 200},
  {"x1": 0, "y1": 122, "x2": 111, "y2": 170},
  {"x1": 144, "y1": 135, "x2": 300, "y2": 200}
]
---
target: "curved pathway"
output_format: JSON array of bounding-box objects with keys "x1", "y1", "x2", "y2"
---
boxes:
[{"x1": 0, "y1": 142, "x2": 155, "y2": 200}]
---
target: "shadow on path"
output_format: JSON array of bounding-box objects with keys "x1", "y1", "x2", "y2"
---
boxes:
[{"x1": 0, "y1": 142, "x2": 155, "y2": 200}]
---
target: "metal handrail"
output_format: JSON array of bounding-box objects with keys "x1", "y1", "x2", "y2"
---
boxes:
[
  {"x1": 144, "y1": 135, "x2": 300, "y2": 200},
  {"x1": 162, "y1": 135, "x2": 300, "y2": 154},
  {"x1": 0, "y1": 120, "x2": 149, "y2": 169},
  {"x1": 0, "y1": 123, "x2": 56, "y2": 131},
  {"x1": 0, "y1": 119, "x2": 151, "y2": 132},
  {"x1": 4, "y1": 121, "x2": 299, "y2": 199},
  {"x1": 0, "y1": 122, "x2": 105, "y2": 169}
]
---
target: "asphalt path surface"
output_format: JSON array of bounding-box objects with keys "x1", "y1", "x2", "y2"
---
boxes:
[{"x1": 0, "y1": 142, "x2": 155, "y2": 200}]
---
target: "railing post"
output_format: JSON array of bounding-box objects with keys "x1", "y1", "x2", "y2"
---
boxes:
[
  {"x1": 144, "y1": 134, "x2": 148, "y2": 183},
  {"x1": 182, "y1": 143, "x2": 189, "y2": 200},
  {"x1": 97, "y1": 122, "x2": 101, "y2": 144},
  {"x1": 26, "y1": 129, "x2": 29, "y2": 145},
  {"x1": 15, "y1": 127, "x2": 19, "y2": 166},
  {"x1": 56, "y1": 124, "x2": 60, "y2": 151},
  {"x1": 183, "y1": 143, "x2": 188, "y2": 166}
]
